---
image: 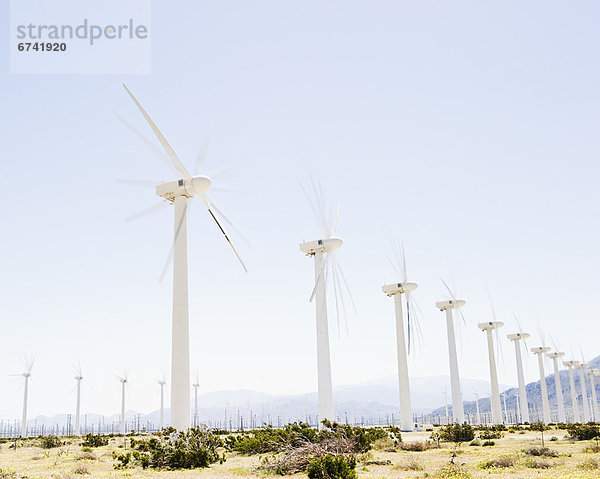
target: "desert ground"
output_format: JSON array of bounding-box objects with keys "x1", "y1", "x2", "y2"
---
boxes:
[{"x1": 2, "y1": 427, "x2": 600, "y2": 478}]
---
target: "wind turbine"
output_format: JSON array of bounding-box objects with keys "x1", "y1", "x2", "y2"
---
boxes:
[
  {"x1": 474, "y1": 391, "x2": 482, "y2": 425},
  {"x1": 530, "y1": 346, "x2": 551, "y2": 423},
  {"x1": 117, "y1": 374, "x2": 128, "y2": 434},
  {"x1": 13, "y1": 358, "x2": 34, "y2": 438},
  {"x1": 507, "y1": 329, "x2": 531, "y2": 423},
  {"x1": 563, "y1": 360, "x2": 581, "y2": 423},
  {"x1": 299, "y1": 180, "x2": 353, "y2": 425},
  {"x1": 192, "y1": 373, "x2": 200, "y2": 428},
  {"x1": 382, "y1": 240, "x2": 419, "y2": 431},
  {"x1": 157, "y1": 377, "x2": 166, "y2": 429},
  {"x1": 74, "y1": 364, "x2": 83, "y2": 436},
  {"x1": 478, "y1": 320, "x2": 503, "y2": 424},
  {"x1": 576, "y1": 361, "x2": 591, "y2": 422},
  {"x1": 587, "y1": 369, "x2": 600, "y2": 422},
  {"x1": 122, "y1": 85, "x2": 247, "y2": 430},
  {"x1": 436, "y1": 281, "x2": 466, "y2": 424},
  {"x1": 546, "y1": 351, "x2": 566, "y2": 423},
  {"x1": 591, "y1": 370, "x2": 600, "y2": 422}
]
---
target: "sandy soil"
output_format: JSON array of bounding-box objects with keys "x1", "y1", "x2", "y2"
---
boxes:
[{"x1": 1, "y1": 429, "x2": 600, "y2": 478}]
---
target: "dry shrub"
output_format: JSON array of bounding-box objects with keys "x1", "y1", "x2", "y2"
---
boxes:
[
  {"x1": 436, "y1": 463, "x2": 471, "y2": 478},
  {"x1": 578, "y1": 458, "x2": 599, "y2": 470},
  {"x1": 258, "y1": 435, "x2": 356, "y2": 475},
  {"x1": 585, "y1": 444, "x2": 600, "y2": 453},
  {"x1": 523, "y1": 457, "x2": 553, "y2": 469},
  {"x1": 72, "y1": 464, "x2": 90, "y2": 475},
  {"x1": 523, "y1": 446, "x2": 558, "y2": 457},
  {"x1": 76, "y1": 452, "x2": 96, "y2": 461},
  {"x1": 398, "y1": 441, "x2": 437, "y2": 452},
  {"x1": 372, "y1": 437, "x2": 394, "y2": 451},
  {"x1": 478, "y1": 455, "x2": 517, "y2": 469},
  {"x1": 396, "y1": 455, "x2": 423, "y2": 471}
]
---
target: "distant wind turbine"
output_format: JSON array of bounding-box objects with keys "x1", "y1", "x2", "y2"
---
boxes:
[
  {"x1": 436, "y1": 281, "x2": 466, "y2": 424},
  {"x1": 507, "y1": 316, "x2": 531, "y2": 423},
  {"x1": 563, "y1": 360, "x2": 581, "y2": 423},
  {"x1": 530, "y1": 346, "x2": 551, "y2": 424},
  {"x1": 74, "y1": 364, "x2": 83, "y2": 436},
  {"x1": 12, "y1": 357, "x2": 34, "y2": 438},
  {"x1": 157, "y1": 377, "x2": 166, "y2": 429},
  {"x1": 117, "y1": 374, "x2": 128, "y2": 434}
]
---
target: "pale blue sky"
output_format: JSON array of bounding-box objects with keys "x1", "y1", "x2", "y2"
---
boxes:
[{"x1": 1, "y1": 1, "x2": 599, "y2": 418}]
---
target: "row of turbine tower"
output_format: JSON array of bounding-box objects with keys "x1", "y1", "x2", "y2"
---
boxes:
[{"x1": 115, "y1": 84, "x2": 597, "y2": 433}]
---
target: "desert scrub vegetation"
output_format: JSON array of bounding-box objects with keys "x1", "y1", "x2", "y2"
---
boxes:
[
  {"x1": 568, "y1": 424, "x2": 600, "y2": 441},
  {"x1": 112, "y1": 426, "x2": 225, "y2": 470},
  {"x1": 434, "y1": 423, "x2": 475, "y2": 443},
  {"x1": 80, "y1": 433, "x2": 109, "y2": 448},
  {"x1": 398, "y1": 440, "x2": 438, "y2": 451},
  {"x1": 523, "y1": 445, "x2": 559, "y2": 457},
  {"x1": 476, "y1": 425, "x2": 503, "y2": 439},
  {"x1": 579, "y1": 458, "x2": 600, "y2": 470},
  {"x1": 435, "y1": 463, "x2": 471, "y2": 478},
  {"x1": 478, "y1": 454, "x2": 517, "y2": 469},
  {"x1": 38, "y1": 435, "x2": 62, "y2": 449},
  {"x1": 396, "y1": 455, "x2": 424, "y2": 471},
  {"x1": 255, "y1": 420, "x2": 387, "y2": 475},
  {"x1": 0, "y1": 468, "x2": 29, "y2": 479},
  {"x1": 306, "y1": 455, "x2": 357, "y2": 479}
]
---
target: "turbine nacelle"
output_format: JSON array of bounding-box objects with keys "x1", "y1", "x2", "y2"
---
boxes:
[
  {"x1": 382, "y1": 282, "x2": 418, "y2": 296},
  {"x1": 299, "y1": 237, "x2": 343, "y2": 255},
  {"x1": 507, "y1": 332, "x2": 530, "y2": 341},
  {"x1": 530, "y1": 346, "x2": 551, "y2": 355},
  {"x1": 563, "y1": 360, "x2": 580, "y2": 367},
  {"x1": 547, "y1": 351, "x2": 565, "y2": 359},
  {"x1": 156, "y1": 175, "x2": 212, "y2": 202},
  {"x1": 578, "y1": 362, "x2": 590, "y2": 369},
  {"x1": 478, "y1": 321, "x2": 503, "y2": 331},
  {"x1": 435, "y1": 299, "x2": 466, "y2": 311}
]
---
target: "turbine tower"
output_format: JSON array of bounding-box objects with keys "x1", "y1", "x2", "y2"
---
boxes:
[
  {"x1": 382, "y1": 241, "x2": 418, "y2": 431},
  {"x1": 546, "y1": 351, "x2": 566, "y2": 423},
  {"x1": 576, "y1": 362, "x2": 591, "y2": 422},
  {"x1": 530, "y1": 347, "x2": 551, "y2": 423},
  {"x1": 563, "y1": 360, "x2": 581, "y2": 423},
  {"x1": 474, "y1": 391, "x2": 482, "y2": 425},
  {"x1": 192, "y1": 375, "x2": 200, "y2": 428},
  {"x1": 436, "y1": 290, "x2": 466, "y2": 424},
  {"x1": 14, "y1": 359, "x2": 34, "y2": 438},
  {"x1": 587, "y1": 369, "x2": 600, "y2": 422},
  {"x1": 157, "y1": 378, "x2": 166, "y2": 429},
  {"x1": 478, "y1": 321, "x2": 503, "y2": 424},
  {"x1": 117, "y1": 375, "x2": 128, "y2": 434},
  {"x1": 507, "y1": 332, "x2": 530, "y2": 423},
  {"x1": 74, "y1": 365, "x2": 83, "y2": 436},
  {"x1": 123, "y1": 85, "x2": 247, "y2": 430}
]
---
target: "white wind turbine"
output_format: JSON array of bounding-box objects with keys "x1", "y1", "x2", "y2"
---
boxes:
[
  {"x1": 117, "y1": 374, "x2": 128, "y2": 434},
  {"x1": 478, "y1": 319, "x2": 503, "y2": 425},
  {"x1": 436, "y1": 281, "x2": 466, "y2": 424},
  {"x1": 546, "y1": 351, "x2": 566, "y2": 423},
  {"x1": 157, "y1": 377, "x2": 166, "y2": 429},
  {"x1": 563, "y1": 360, "x2": 581, "y2": 423},
  {"x1": 12, "y1": 357, "x2": 34, "y2": 438},
  {"x1": 587, "y1": 369, "x2": 600, "y2": 422},
  {"x1": 192, "y1": 373, "x2": 200, "y2": 428},
  {"x1": 299, "y1": 180, "x2": 354, "y2": 424},
  {"x1": 122, "y1": 85, "x2": 247, "y2": 431},
  {"x1": 474, "y1": 391, "x2": 482, "y2": 425},
  {"x1": 507, "y1": 317, "x2": 530, "y2": 423},
  {"x1": 74, "y1": 364, "x2": 83, "y2": 436},
  {"x1": 576, "y1": 357, "x2": 591, "y2": 423},
  {"x1": 382, "y1": 240, "x2": 421, "y2": 432},
  {"x1": 530, "y1": 346, "x2": 551, "y2": 423}
]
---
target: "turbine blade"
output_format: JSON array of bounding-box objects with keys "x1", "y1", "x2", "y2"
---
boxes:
[
  {"x1": 401, "y1": 240, "x2": 408, "y2": 284},
  {"x1": 208, "y1": 199, "x2": 251, "y2": 247},
  {"x1": 116, "y1": 178, "x2": 158, "y2": 187},
  {"x1": 309, "y1": 253, "x2": 327, "y2": 302},
  {"x1": 299, "y1": 179, "x2": 328, "y2": 237},
  {"x1": 333, "y1": 260, "x2": 357, "y2": 314},
  {"x1": 331, "y1": 201, "x2": 341, "y2": 237},
  {"x1": 126, "y1": 200, "x2": 169, "y2": 222},
  {"x1": 205, "y1": 163, "x2": 235, "y2": 181},
  {"x1": 200, "y1": 195, "x2": 248, "y2": 273},
  {"x1": 194, "y1": 129, "x2": 211, "y2": 175},
  {"x1": 122, "y1": 84, "x2": 191, "y2": 179},
  {"x1": 114, "y1": 112, "x2": 175, "y2": 174}
]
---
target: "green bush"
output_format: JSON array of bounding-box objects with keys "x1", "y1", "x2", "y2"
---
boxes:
[
  {"x1": 567, "y1": 424, "x2": 600, "y2": 441},
  {"x1": 306, "y1": 455, "x2": 357, "y2": 479},
  {"x1": 437, "y1": 423, "x2": 475, "y2": 443},
  {"x1": 477, "y1": 426, "x2": 503, "y2": 440},
  {"x1": 81, "y1": 434, "x2": 109, "y2": 448},
  {"x1": 39, "y1": 436, "x2": 62, "y2": 449},
  {"x1": 482, "y1": 440, "x2": 495, "y2": 447},
  {"x1": 113, "y1": 427, "x2": 224, "y2": 470}
]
